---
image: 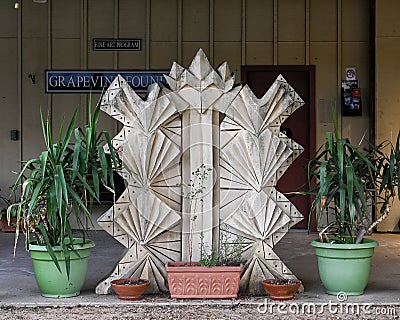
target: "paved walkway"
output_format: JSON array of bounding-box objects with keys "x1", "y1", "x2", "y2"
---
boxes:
[{"x1": 1, "y1": 230, "x2": 400, "y2": 319}]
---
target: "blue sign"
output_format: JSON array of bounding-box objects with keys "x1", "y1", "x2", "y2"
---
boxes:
[{"x1": 45, "y1": 70, "x2": 169, "y2": 93}]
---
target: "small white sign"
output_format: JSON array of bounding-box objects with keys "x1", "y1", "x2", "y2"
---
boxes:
[{"x1": 345, "y1": 67, "x2": 357, "y2": 80}]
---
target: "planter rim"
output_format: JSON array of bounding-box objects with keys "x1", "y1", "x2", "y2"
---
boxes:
[
  {"x1": 166, "y1": 261, "x2": 243, "y2": 272},
  {"x1": 110, "y1": 278, "x2": 150, "y2": 286},
  {"x1": 29, "y1": 238, "x2": 95, "y2": 252},
  {"x1": 262, "y1": 278, "x2": 302, "y2": 285},
  {"x1": 311, "y1": 238, "x2": 378, "y2": 250}
]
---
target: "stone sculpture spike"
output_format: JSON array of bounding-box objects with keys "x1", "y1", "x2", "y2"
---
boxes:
[
  {"x1": 169, "y1": 62, "x2": 185, "y2": 80},
  {"x1": 188, "y1": 48, "x2": 213, "y2": 81},
  {"x1": 165, "y1": 62, "x2": 185, "y2": 90},
  {"x1": 217, "y1": 62, "x2": 231, "y2": 81}
]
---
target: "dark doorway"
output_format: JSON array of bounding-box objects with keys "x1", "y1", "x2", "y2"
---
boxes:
[{"x1": 241, "y1": 66, "x2": 316, "y2": 229}]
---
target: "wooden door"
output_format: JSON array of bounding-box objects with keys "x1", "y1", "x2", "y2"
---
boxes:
[{"x1": 241, "y1": 66, "x2": 316, "y2": 229}]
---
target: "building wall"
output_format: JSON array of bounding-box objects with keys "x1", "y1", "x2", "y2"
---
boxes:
[
  {"x1": 376, "y1": 0, "x2": 400, "y2": 231},
  {"x1": 0, "y1": 0, "x2": 370, "y2": 224},
  {"x1": 0, "y1": 1, "x2": 20, "y2": 203}
]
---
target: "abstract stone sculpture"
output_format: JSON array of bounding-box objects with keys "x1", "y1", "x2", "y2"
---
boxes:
[{"x1": 96, "y1": 49, "x2": 304, "y2": 295}]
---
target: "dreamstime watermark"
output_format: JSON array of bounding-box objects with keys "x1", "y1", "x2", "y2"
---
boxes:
[{"x1": 257, "y1": 292, "x2": 397, "y2": 317}]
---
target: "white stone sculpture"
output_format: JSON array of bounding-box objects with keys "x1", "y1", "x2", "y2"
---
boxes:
[{"x1": 96, "y1": 49, "x2": 304, "y2": 295}]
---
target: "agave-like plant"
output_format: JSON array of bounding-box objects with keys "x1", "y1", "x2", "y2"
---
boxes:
[
  {"x1": 8, "y1": 95, "x2": 120, "y2": 275},
  {"x1": 307, "y1": 112, "x2": 400, "y2": 244},
  {"x1": 374, "y1": 132, "x2": 400, "y2": 218}
]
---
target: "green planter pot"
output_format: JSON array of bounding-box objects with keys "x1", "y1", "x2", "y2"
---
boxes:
[
  {"x1": 29, "y1": 238, "x2": 95, "y2": 298},
  {"x1": 311, "y1": 238, "x2": 378, "y2": 296}
]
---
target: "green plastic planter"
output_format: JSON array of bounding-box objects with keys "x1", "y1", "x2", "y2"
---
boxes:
[
  {"x1": 311, "y1": 238, "x2": 378, "y2": 296},
  {"x1": 29, "y1": 238, "x2": 95, "y2": 298}
]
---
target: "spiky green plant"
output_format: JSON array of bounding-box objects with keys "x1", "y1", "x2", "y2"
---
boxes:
[
  {"x1": 8, "y1": 95, "x2": 120, "y2": 276},
  {"x1": 306, "y1": 112, "x2": 400, "y2": 243},
  {"x1": 374, "y1": 132, "x2": 400, "y2": 217}
]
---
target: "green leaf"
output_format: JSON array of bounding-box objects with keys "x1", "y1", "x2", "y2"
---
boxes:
[
  {"x1": 27, "y1": 179, "x2": 45, "y2": 216},
  {"x1": 56, "y1": 164, "x2": 68, "y2": 204},
  {"x1": 98, "y1": 146, "x2": 108, "y2": 185},
  {"x1": 337, "y1": 141, "x2": 344, "y2": 180},
  {"x1": 66, "y1": 184, "x2": 90, "y2": 217},
  {"x1": 39, "y1": 151, "x2": 48, "y2": 179},
  {"x1": 92, "y1": 166, "x2": 100, "y2": 200},
  {"x1": 72, "y1": 129, "x2": 82, "y2": 180},
  {"x1": 11, "y1": 158, "x2": 40, "y2": 193},
  {"x1": 58, "y1": 110, "x2": 78, "y2": 161},
  {"x1": 62, "y1": 241, "x2": 71, "y2": 279},
  {"x1": 37, "y1": 224, "x2": 61, "y2": 273},
  {"x1": 346, "y1": 166, "x2": 355, "y2": 223}
]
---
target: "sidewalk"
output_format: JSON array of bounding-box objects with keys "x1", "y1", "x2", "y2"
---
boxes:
[{"x1": 1, "y1": 230, "x2": 400, "y2": 317}]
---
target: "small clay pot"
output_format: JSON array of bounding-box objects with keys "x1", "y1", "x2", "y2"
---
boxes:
[
  {"x1": 262, "y1": 278, "x2": 302, "y2": 301},
  {"x1": 110, "y1": 278, "x2": 150, "y2": 301}
]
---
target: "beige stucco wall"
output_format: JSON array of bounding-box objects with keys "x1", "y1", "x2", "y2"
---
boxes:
[
  {"x1": 376, "y1": 0, "x2": 400, "y2": 231},
  {"x1": 0, "y1": 0, "x2": 371, "y2": 227},
  {"x1": 0, "y1": 2, "x2": 20, "y2": 203}
]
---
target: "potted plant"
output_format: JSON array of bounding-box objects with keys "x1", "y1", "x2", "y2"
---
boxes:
[
  {"x1": 166, "y1": 228, "x2": 244, "y2": 299},
  {"x1": 166, "y1": 164, "x2": 244, "y2": 299},
  {"x1": 305, "y1": 112, "x2": 400, "y2": 296},
  {"x1": 262, "y1": 279, "x2": 302, "y2": 301},
  {"x1": 110, "y1": 278, "x2": 150, "y2": 301},
  {"x1": 8, "y1": 96, "x2": 120, "y2": 298}
]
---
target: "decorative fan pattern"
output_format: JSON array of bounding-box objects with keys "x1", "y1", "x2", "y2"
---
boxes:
[
  {"x1": 219, "y1": 73, "x2": 304, "y2": 294},
  {"x1": 96, "y1": 49, "x2": 305, "y2": 295},
  {"x1": 96, "y1": 76, "x2": 182, "y2": 294}
]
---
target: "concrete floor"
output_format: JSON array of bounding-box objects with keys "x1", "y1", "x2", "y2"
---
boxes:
[{"x1": 1, "y1": 230, "x2": 400, "y2": 307}]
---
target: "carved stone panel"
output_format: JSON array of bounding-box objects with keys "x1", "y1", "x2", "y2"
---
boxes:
[{"x1": 96, "y1": 49, "x2": 304, "y2": 295}]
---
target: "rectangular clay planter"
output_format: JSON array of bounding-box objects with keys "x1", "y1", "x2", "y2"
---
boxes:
[{"x1": 165, "y1": 262, "x2": 242, "y2": 299}]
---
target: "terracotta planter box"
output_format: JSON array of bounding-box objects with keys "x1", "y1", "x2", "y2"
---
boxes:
[{"x1": 166, "y1": 262, "x2": 242, "y2": 299}]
